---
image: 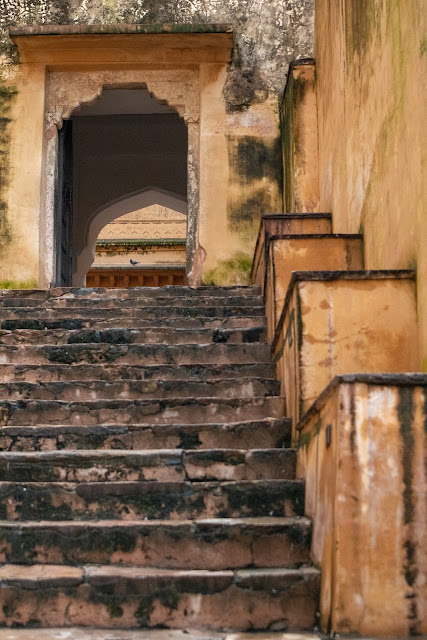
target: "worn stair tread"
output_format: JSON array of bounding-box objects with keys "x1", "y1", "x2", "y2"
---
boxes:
[
  {"x1": 0, "y1": 628, "x2": 326, "y2": 639},
  {"x1": 1, "y1": 316, "x2": 267, "y2": 331},
  {"x1": 0, "y1": 342, "x2": 271, "y2": 366},
  {"x1": 0, "y1": 297, "x2": 264, "y2": 309},
  {"x1": 1, "y1": 396, "x2": 285, "y2": 426},
  {"x1": 0, "y1": 362, "x2": 277, "y2": 383},
  {"x1": 0, "y1": 516, "x2": 312, "y2": 569},
  {"x1": 0, "y1": 418, "x2": 291, "y2": 451},
  {"x1": 0, "y1": 563, "x2": 319, "y2": 586},
  {"x1": 0, "y1": 378, "x2": 280, "y2": 401},
  {"x1": 0, "y1": 515, "x2": 311, "y2": 529},
  {"x1": 0, "y1": 479, "x2": 305, "y2": 520},
  {"x1": 0, "y1": 326, "x2": 267, "y2": 346},
  {"x1": 0, "y1": 285, "x2": 261, "y2": 299},
  {"x1": 0, "y1": 448, "x2": 296, "y2": 482},
  {"x1": 0, "y1": 305, "x2": 266, "y2": 319}
]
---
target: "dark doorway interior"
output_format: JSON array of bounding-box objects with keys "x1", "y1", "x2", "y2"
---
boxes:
[
  {"x1": 54, "y1": 119, "x2": 73, "y2": 286},
  {"x1": 53, "y1": 88, "x2": 188, "y2": 288}
]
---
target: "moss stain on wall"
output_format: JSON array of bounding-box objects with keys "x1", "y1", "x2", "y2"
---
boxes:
[
  {"x1": 226, "y1": 134, "x2": 282, "y2": 243},
  {"x1": 202, "y1": 251, "x2": 252, "y2": 286},
  {"x1": 0, "y1": 82, "x2": 17, "y2": 258}
]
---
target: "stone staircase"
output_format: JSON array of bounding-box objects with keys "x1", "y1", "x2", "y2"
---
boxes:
[{"x1": 0, "y1": 286, "x2": 320, "y2": 632}]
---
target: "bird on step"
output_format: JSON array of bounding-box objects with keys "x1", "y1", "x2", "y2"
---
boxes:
[{"x1": 130, "y1": 259, "x2": 140, "y2": 265}]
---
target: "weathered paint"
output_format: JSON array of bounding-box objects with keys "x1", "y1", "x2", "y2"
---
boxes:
[
  {"x1": 0, "y1": 82, "x2": 17, "y2": 263},
  {"x1": 273, "y1": 272, "x2": 419, "y2": 431},
  {"x1": 296, "y1": 375, "x2": 427, "y2": 635},
  {"x1": 315, "y1": 0, "x2": 426, "y2": 369}
]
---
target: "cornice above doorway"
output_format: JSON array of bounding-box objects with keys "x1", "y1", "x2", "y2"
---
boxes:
[{"x1": 9, "y1": 23, "x2": 234, "y2": 66}]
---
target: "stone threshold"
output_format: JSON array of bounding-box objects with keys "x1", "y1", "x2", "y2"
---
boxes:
[{"x1": 0, "y1": 629, "x2": 416, "y2": 639}]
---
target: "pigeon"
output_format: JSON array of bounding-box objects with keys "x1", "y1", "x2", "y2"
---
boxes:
[{"x1": 130, "y1": 259, "x2": 140, "y2": 265}]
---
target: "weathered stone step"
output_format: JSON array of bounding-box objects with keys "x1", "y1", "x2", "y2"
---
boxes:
[
  {"x1": 1, "y1": 315, "x2": 265, "y2": 331},
  {"x1": 0, "y1": 378, "x2": 280, "y2": 401},
  {"x1": 0, "y1": 362, "x2": 277, "y2": 384},
  {"x1": 0, "y1": 326, "x2": 266, "y2": 346},
  {"x1": 0, "y1": 304, "x2": 265, "y2": 321},
  {"x1": 0, "y1": 629, "x2": 325, "y2": 639},
  {"x1": 0, "y1": 295, "x2": 263, "y2": 309},
  {"x1": 0, "y1": 396, "x2": 284, "y2": 426},
  {"x1": 0, "y1": 448, "x2": 296, "y2": 482},
  {"x1": 0, "y1": 516, "x2": 311, "y2": 569},
  {"x1": 0, "y1": 342, "x2": 271, "y2": 366},
  {"x1": 0, "y1": 285, "x2": 262, "y2": 302},
  {"x1": 0, "y1": 418, "x2": 291, "y2": 452},
  {"x1": 0, "y1": 479, "x2": 305, "y2": 521},
  {"x1": 0, "y1": 564, "x2": 320, "y2": 631}
]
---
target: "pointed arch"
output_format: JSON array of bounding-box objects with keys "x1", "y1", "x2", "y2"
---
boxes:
[{"x1": 73, "y1": 188, "x2": 187, "y2": 286}]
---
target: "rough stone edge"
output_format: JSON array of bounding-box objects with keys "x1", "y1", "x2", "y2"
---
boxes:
[
  {"x1": 271, "y1": 269, "x2": 416, "y2": 353},
  {"x1": 296, "y1": 373, "x2": 427, "y2": 433}
]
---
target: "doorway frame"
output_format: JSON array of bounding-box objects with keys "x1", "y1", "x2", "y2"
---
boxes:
[{"x1": 43, "y1": 69, "x2": 200, "y2": 287}]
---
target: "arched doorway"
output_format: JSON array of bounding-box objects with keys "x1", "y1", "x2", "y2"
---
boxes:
[
  {"x1": 42, "y1": 68, "x2": 201, "y2": 288},
  {"x1": 54, "y1": 88, "x2": 189, "y2": 287}
]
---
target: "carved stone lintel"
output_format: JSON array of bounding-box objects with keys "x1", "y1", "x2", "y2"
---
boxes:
[{"x1": 46, "y1": 70, "x2": 200, "y2": 129}]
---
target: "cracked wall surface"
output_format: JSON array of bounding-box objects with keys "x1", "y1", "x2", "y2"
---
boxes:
[{"x1": 0, "y1": 1, "x2": 314, "y2": 100}]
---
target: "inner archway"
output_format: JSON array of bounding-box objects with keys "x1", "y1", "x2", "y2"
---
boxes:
[{"x1": 76, "y1": 188, "x2": 187, "y2": 286}]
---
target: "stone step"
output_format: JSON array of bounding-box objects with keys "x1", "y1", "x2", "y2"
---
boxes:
[
  {"x1": 0, "y1": 564, "x2": 320, "y2": 631},
  {"x1": 1, "y1": 315, "x2": 265, "y2": 331},
  {"x1": 0, "y1": 448, "x2": 296, "y2": 483},
  {"x1": 0, "y1": 304, "x2": 266, "y2": 321},
  {"x1": 0, "y1": 629, "x2": 326, "y2": 639},
  {"x1": 0, "y1": 516, "x2": 311, "y2": 569},
  {"x1": 0, "y1": 479, "x2": 305, "y2": 521},
  {"x1": 0, "y1": 342, "x2": 271, "y2": 366},
  {"x1": 0, "y1": 362, "x2": 277, "y2": 384},
  {"x1": 0, "y1": 418, "x2": 291, "y2": 452},
  {"x1": 0, "y1": 326, "x2": 266, "y2": 346},
  {"x1": 0, "y1": 285, "x2": 262, "y2": 301},
  {"x1": 0, "y1": 378, "x2": 280, "y2": 401},
  {"x1": 0, "y1": 396, "x2": 284, "y2": 426},
  {"x1": 0, "y1": 295, "x2": 263, "y2": 309}
]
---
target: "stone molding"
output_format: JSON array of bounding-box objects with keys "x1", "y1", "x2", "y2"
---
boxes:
[{"x1": 46, "y1": 69, "x2": 200, "y2": 128}]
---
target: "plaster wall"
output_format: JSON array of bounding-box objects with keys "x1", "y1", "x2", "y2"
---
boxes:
[
  {"x1": 315, "y1": 0, "x2": 427, "y2": 369},
  {"x1": 0, "y1": 1, "x2": 314, "y2": 289}
]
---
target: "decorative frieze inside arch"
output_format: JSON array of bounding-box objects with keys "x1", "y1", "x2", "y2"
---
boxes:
[
  {"x1": 75, "y1": 188, "x2": 188, "y2": 287},
  {"x1": 42, "y1": 68, "x2": 200, "y2": 288}
]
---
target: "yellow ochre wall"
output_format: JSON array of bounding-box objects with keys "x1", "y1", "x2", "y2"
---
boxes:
[{"x1": 315, "y1": 0, "x2": 426, "y2": 370}]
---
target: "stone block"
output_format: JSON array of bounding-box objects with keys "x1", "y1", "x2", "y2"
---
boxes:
[
  {"x1": 272, "y1": 271, "x2": 418, "y2": 428},
  {"x1": 296, "y1": 374, "x2": 427, "y2": 636}
]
